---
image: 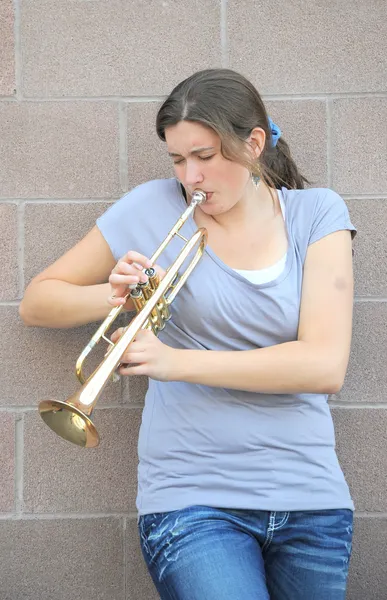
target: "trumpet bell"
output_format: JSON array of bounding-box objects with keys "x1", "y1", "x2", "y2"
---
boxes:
[
  {"x1": 38, "y1": 189, "x2": 207, "y2": 447},
  {"x1": 39, "y1": 399, "x2": 99, "y2": 448}
]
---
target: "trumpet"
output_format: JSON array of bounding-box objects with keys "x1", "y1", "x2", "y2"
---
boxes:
[{"x1": 38, "y1": 190, "x2": 208, "y2": 448}]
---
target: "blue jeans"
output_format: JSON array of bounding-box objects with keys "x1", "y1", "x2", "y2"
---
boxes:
[{"x1": 138, "y1": 505, "x2": 353, "y2": 600}]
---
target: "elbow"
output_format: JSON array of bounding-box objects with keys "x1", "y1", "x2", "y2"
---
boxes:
[
  {"x1": 314, "y1": 378, "x2": 344, "y2": 395},
  {"x1": 19, "y1": 284, "x2": 43, "y2": 327},
  {"x1": 18, "y1": 277, "x2": 46, "y2": 327},
  {"x1": 324, "y1": 378, "x2": 345, "y2": 395},
  {"x1": 319, "y1": 361, "x2": 347, "y2": 395},
  {"x1": 19, "y1": 298, "x2": 36, "y2": 327}
]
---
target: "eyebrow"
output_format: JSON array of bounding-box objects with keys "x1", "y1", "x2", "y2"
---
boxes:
[{"x1": 168, "y1": 146, "x2": 215, "y2": 157}]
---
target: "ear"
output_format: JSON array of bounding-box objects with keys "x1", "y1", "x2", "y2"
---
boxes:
[{"x1": 247, "y1": 127, "x2": 266, "y2": 159}]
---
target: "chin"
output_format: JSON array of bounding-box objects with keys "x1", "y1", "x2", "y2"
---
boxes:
[{"x1": 201, "y1": 203, "x2": 227, "y2": 215}]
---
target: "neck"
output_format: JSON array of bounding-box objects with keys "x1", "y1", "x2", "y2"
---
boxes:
[{"x1": 210, "y1": 180, "x2": 277, "y2": 232}]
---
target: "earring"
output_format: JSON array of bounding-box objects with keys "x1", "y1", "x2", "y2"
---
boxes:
[
  {"x1": 251, "y1": 159, "x2": 262, "y2": 189},
  {"x1": 251, "y1": 174, "x2": 261, "y2": 190}
]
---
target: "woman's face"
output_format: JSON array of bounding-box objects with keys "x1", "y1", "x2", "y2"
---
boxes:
[{"x1": 164, "y1": 121, "x2": 254, "y2": 216}]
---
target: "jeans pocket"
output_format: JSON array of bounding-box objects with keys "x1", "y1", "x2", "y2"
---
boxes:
[
  {"x1": 310, "y1": 508, "x2": 354, "y2": 565},
  {"x1": 138, "y1": 512, "x2": 171, "y2": 563}
]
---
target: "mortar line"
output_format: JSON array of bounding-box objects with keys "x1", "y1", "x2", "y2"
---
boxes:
[
  {"x1": 0, "y1": 301, "x2": 20, "y2": 306},
  {"x1": 0, "y1": 512, "x2": 138, "y2": 520},
  {"x1": 2, "y1": 194, "x2": 387, "y2": 202},
  {"x1": 1, "y1": 297, "x2": 386, "y2": 308},
  {"x1": 0, "y1": 403, "x2": 144, "y2": 412},
  {"x1": 342, "y1": 194, "x2": 387, "y2": 200},
  {"x1": 355, "y1": 512, "x2": 387, "y2": 518},
  {"x1": 326, "y1": 99, "x2": 333, "y2": 187},
  {"x1": 0, "y1": 198, "x2": 118, "y2": 204},
  {"x1": 17, "y1": 201, "x2": 25, "y2": 298},
  {"x1": 263, "y1": 91, "x2": 387, "y2": 100},
  {"x1": 220, "y1": 0, "x2": 228, "y2": 67},
  {"x1": 13, "y1": 0, "x2": 22, "y2": 99},
  {"x1": 123, "y1": 516, "x2": 127, "y2": 597},
  {"x1": 3, "y1": 96, "x2": 167, "y2": 103},
  {"x1": 14, "y1": 414, "x2": 24, "y2": 515},
  {"x1": 3, "y1": 91, "x2": 387, "y2": 102},
  {"x1": 0, "y1": 510, "x2": 386, "y2": 520},
  {"x1": 354, "y1": 297, "x2": 387, "y2": 302},
  {"x1": 3, "y1": 402, "x2": 385, "y2": 412},
  {"x1": 119, "y1": 103, "x2": 129, "y2": 193},
  {"x1": 329, "y1": 403, "x2": 387, "y2": 409}
]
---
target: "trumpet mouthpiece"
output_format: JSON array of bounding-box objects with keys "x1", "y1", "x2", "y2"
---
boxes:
[{"x1": 192, "y1": 190, "x2": 207, "y2": 205}]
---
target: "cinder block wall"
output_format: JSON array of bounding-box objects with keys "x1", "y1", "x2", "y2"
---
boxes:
[{"x1": 1, "y1": 1, "x2": 386, "y2": 598}]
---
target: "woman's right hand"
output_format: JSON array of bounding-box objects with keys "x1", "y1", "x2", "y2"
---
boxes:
[{"x1": 108, "y1": 251, "x2": 165, "y2": 308}]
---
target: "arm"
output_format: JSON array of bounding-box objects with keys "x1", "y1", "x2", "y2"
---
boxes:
[
  {"x1": 173, "y1": 229, "x2": 354, "y2": 394},
  {"x1": 19, "y1": 226, "x2": 126, "y2": 329}
]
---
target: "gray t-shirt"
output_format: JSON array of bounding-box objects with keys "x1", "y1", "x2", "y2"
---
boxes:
[{"x1": 96, "y1": 177, "x2": 357, "y2": 515}]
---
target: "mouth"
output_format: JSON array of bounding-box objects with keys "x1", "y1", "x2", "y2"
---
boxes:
[
  {"x1": 190, "y1": 190, "x2": 213, "y2": 204},
  {"x1": 198, "y1": 191, "x2": 213, "y2": 201}
]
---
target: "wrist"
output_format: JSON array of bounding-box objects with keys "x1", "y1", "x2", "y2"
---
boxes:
[{"x1": 170, "y1": 348, "x2": 195, "y2": 382}]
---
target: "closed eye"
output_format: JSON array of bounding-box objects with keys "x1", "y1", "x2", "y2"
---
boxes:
[{"x1": 173, "y1": 155, "x2": 214, "y2": 165}]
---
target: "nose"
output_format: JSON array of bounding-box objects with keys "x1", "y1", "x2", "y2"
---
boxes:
[{"x1": 184, "y1": 160, "x2": 204, "y2": 187}]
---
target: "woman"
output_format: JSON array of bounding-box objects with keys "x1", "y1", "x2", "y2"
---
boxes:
[{"x1": 20, "y1": 69, "x2": 356, "y2": 599}]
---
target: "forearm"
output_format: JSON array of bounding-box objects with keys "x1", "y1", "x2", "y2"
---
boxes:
[
  {"x1": 19, "y1": 280, "x2": 131, "y2": 328},
  {"x1": 174, "y1": 341, "x2": 345, "y2": 395}
]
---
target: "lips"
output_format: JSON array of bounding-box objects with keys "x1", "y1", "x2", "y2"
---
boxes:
[{"x1": 191, "y1": 190, "x2": 213, "y2": 202}]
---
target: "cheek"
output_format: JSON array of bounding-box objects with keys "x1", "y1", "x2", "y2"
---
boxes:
[
  {"x1": 219, "y1": 163, "x2": 248, "y2": 191},
  {"x1": 173, "y1": 164, "x2": 184, "y2": 178}
]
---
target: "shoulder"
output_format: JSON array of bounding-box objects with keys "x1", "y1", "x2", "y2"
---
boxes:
[
  {"x1": 111, "y1": 177, "x2": 181, "y2": 210},
  {"x1": 282, "y1": 187, "x2": 347, "y2": 216},
  {"x1": 96, "y1": 177, "x2": 182, "y2": 260},
  {"x1": 130, "y1": 177, "x2": 181, "y2": 198},
  {"x1": 281, "y1": 186, "x2": 356, "y2": 250},
  {"x1": 97, "y1": 177, "x2": 181, "y2": 226}
]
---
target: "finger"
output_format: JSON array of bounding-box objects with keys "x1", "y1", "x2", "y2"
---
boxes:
[
  {"x1": 110, "y1": 260, "x2": 148, "y2": 282},
  {"x1": 120, "y1": 349, "x2": 146, "y2": 364},
  {"x1": 110, "y1": 327, "x2": 125, "y2": 343},
  {"x1": 109, "y1": 273, "x2": 142, "y2": 286},
  {"x1": 113, "y1": 260, "x2": 148, "y2": 281},
  {"x1": 107, "y1": 289, "x2": 130, "y2": 306},
  {"x1": 124, "y1": 251, "x2": 153, "y2": 270},
  {"x1": 107, "y1": 295, "x2": 127, "y2": 307},
  {"x1": 119, "y1": 363, "x2": 147, "y2": 376},
  {"x1": 134, "y1": 329, "x2": 155, "y2": 342}
]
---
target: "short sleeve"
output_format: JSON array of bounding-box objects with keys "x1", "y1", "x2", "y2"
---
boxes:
[
  {"x1": 308, "y1": 189, "x2": 357, "y2": 245},
  {"x1": 96, "y1": 179, "x2": 164, "y2": 261},
  {"x1": 96, "y1": 178, "x2": 184, "y2": 263},
  {"x1": 96, "y1": 191, "x2": 133, "y2": 261}
]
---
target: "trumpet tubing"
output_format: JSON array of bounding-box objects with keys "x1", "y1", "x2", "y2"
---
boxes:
[{"x1": 38, "y1": 190, "x2": 208, "y2": 448}]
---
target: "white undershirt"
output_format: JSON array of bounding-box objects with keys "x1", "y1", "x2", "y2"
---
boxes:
[{"x1": 233, "y1": 194, "x2": 287, "y2": 285}]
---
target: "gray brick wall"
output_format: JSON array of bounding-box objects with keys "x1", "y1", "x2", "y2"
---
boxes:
[{"x1": 0, "y1": 1, "x2": 386, "y2": 598}]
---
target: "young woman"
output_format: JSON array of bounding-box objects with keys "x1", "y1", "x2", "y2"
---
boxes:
[{"x1": 20, "y1": 69, "x2": 356, "y2": 599}]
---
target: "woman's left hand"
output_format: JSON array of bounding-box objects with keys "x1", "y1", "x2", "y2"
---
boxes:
[{"x1": 110, "y1": 328, "x2": 178, "y2": 381}]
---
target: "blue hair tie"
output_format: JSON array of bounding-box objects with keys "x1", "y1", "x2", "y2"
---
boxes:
[{"x1": 268, "y1": 116, "x2": 281, "y2": 147}]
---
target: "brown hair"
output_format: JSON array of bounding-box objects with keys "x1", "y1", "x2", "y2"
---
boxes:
[{"x1": 156, "y1": 68, "x2": 310, "y2": 190}]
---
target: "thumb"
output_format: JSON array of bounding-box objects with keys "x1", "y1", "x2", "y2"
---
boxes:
[
  {"x1": 133, "y1": 329, "x2": 155, "y2": 343},
  {"x1": 110, "y1": 327, "x2": 125, "y2": 344}
]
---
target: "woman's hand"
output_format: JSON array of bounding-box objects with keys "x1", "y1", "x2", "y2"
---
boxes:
[
  {"x1": 107, "y1": 251, "x2": 166, "y2": 308},
  {"x1": 110, "y1": 328, "x2": 178, "y2": 381}
]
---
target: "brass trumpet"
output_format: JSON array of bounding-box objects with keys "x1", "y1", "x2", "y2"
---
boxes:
[{"x1": 38, "y1": 190, "x2": 207, "y2": 448}]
